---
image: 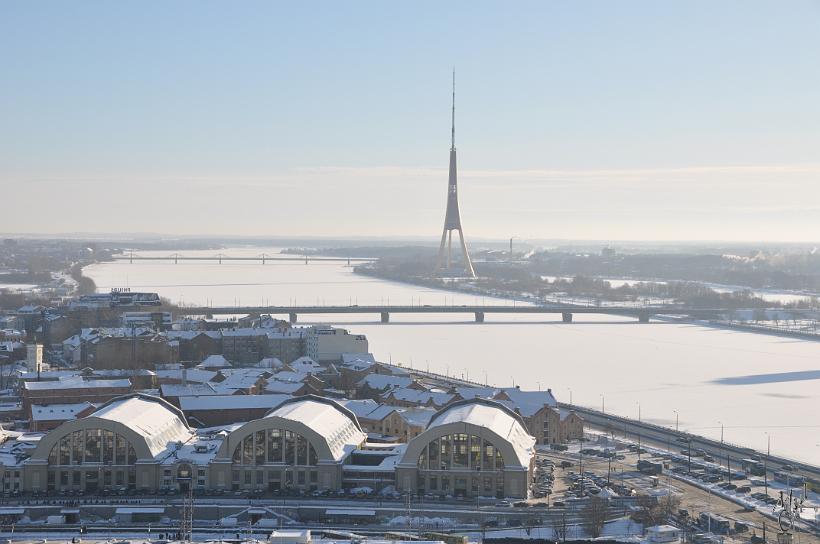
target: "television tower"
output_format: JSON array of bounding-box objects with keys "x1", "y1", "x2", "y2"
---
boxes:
[{"x1": 435, "y1": 69, "x2": 476, "y2": 278}]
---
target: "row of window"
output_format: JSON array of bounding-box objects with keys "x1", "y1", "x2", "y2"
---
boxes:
[
  {"x1": 231, "y1": 467, "x2": 318, "y2": 487},
  {"x1": 231, "y1": 429, "x2": 319, "y2": 466},
  {"x1": 46, "y1": 468, "x2": 137, "y2": 490},
  {"x1": 48, "y1": 429, "x2": 138, "y2": 466},
  {"x1": 416, "y1": 474, "x2": 505, "y2": 495},
  {"x1": 417, "y1": 434, "x2": 505, "y2": 471}
]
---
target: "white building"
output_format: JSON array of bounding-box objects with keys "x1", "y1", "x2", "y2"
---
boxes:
[
  {"x1": 306, "y1": 326, "x2": 368, "y2": 363},
  {"x1": 395, "y1": 398, "x2": 536, "y2": 498},
  {"x1": 645, "y1": 525, "x2": 682, "y2": 544}
]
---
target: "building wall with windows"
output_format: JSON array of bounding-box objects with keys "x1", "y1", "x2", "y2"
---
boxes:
[
  {"x1": 23, "y1": 394, "x2": 193, "y2": 493},
  {"x1": 395, "y1": 399, "x2": 535, "y2": 499},
  {"x1": 306, "y1": 326, "x2": 368, "y2": 363},
  {"x1": 210, "y1": 395, "x2": 366, "y2": 493}
]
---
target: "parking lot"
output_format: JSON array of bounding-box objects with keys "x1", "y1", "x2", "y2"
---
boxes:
[{"x1": 531, "y1": 441, "x2": 819, "y2": 544}]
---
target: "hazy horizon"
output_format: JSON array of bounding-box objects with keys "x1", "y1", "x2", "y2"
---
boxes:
[{"x1": 3, "y1": 1, "x2": 820, "y2": 242}]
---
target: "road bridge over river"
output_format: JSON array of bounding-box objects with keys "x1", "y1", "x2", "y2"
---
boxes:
[
  {"x1": 113, "y1": 254, "x2": 375, "y2": 264},
  {"x1": 177, "y1": 304, "x2": 725, "y2": 323}
]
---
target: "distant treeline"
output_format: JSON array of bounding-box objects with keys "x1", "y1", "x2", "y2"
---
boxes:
[
  {"x1": 356, "y1": 255, "x2": 814, "y2": 309},
  {"x1": 529, "y1": 251, "x2": 820, "y2": 292},
  {"x1": 70, "y1": 263, "x2": 97, "y2": 295},
  {"x1": 0, "y1": 271, "x2": 52, "y2": 284}
]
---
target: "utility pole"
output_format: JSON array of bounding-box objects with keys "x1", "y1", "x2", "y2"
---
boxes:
[
  {"x1": 607, "y1": 457, "x2": 612, "y2": 485},
  {"x1": 765, "y1": 433, "x2": 770, "y2": 497},
  {"x1": 579, "y1": 441, "x2": 583, "y2": 476},
  {"x1": 687, "y1": 438, "x2": 692, "y2": 474}
]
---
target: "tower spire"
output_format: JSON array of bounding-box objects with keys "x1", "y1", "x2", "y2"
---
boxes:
[
  {"x1": 451, "y1": 68, "x2": 456, "y2": 150},
  {"x1": 436, "y1": 68, "x2": 476, "y2": 278}
]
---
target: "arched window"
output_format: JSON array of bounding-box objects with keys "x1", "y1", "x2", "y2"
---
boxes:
[
  {"x1": 48, "y1": 429, "x2": 138, "y2": 465},
  {"x1": 232, "y1": 428, "x2": 318, "y2": 466},
  {"x1": 418, "y1": 434, "x2": 504, "y2": 470}
]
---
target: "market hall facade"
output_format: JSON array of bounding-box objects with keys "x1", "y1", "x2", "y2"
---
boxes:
[{"x1": 6, "y1": 394, "x2": 536, "y2": 499}]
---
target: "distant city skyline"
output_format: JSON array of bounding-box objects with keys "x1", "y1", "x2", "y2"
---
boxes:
[{"x1": 2, "y1": 1, "x2": 819, "y2": 241}]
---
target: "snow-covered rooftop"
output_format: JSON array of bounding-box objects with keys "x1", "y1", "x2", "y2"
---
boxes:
[
  {"x1": 23, "y1": 377, "x2": 132, "y2": 391},
  {"x1": 338, "y1": 398, "x2": 379, "y2": 418},
  {"x1": 155, "y1": 368, "x2": 217, "y2": 384},
  {"x1": 198, "y1": 354, "x2": 231, "y2": 368},
  {"x1": 31, "y1": 402, "x2": 95, "y2": 422},
  {"x1": 359, "y1": 374, "x2": 414, "y2": 391},
  {"x1": 89, "y1": 394, "x2": 193, "y2": 458},
  {"x1": 160, "y1": 382, "x2": 218, "y2": 398},
  {"x1": 496, "y1": 387, "x2": 558, "y2": 416},
  {"x1": 180, "y1": 393, "x2": 291, "y2": 412},
  {"x1": 266, "y1": 396, "x2": 365, "y2": 461},
  {"x1": 427, "y1": 399, "x2": 535, "y2": 467}
]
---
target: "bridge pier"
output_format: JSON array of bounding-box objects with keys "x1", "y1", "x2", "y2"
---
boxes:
[
  {"x1": 562, "y1": 312, "x2": 573, "y2": 323},
  {"x1": 289, "y1": 312, "x2": 297, "y2": 324},
  {"x1": 638, "y1": 312, "x2": 651, "y2": 324},
  {"x1": 475, "y1": 311, "x2": 484, "y2": 323},
  {"x1": 380, "y1": 312, "x2": 390, "y2": 323}
]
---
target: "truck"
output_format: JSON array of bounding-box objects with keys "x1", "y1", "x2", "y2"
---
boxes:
[{"x1": 638, "y1": 459, "x2": 663, "y2": 475}]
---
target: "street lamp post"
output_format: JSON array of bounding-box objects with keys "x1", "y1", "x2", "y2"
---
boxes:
[
  {"x1": 719, "y1": 421, "x2": 724, "y2": 444},
  {"x1": 674, "y1": 410, "x2": 679, "y2": 432},
  {"x1": 600, "y1": 394, "x2": 605, "y2": 414}
]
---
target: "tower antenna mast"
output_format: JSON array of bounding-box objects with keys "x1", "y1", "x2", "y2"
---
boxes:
[
  {"x1": 435, "y1": 68, "x2": 476, "y2": 278},
  {"x1": 451, "y1": 67, "x2": 456, "y2": 150}
]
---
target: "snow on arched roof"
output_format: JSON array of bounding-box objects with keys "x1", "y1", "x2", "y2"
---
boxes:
[
  {"x1": 91, "y1": 394, "x2": 192, "y2": 457},
  {"x1": 427, "y1": 398, "x2": 535, "y2": 467},
  {"x1": 265, "y1": 395, "x2": 365, "y2": 461}
]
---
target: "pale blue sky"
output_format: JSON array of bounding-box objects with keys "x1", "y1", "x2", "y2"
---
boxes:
[{"x1": 2, "y1": 1, "x2": 819, "y2": 241}]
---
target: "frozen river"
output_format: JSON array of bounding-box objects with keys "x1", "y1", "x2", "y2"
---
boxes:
[{"x1": 84, "y1": 248, "x2": 820, "y2": 465}]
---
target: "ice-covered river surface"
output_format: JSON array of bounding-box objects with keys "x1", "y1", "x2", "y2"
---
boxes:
[{"x1": 85, "y1": 248, "x2": 820, "y2": 465}]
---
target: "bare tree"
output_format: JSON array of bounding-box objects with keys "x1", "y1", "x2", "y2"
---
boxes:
[
  {"x1": 657, "y1": 494, "x2": 681, "y2": 521},
  {"x1": 582, "y1": 496, "x2": 608, "y2": 538},
  {"x1": 634, "y1": 494, "x2": 681, "y2": 527}
]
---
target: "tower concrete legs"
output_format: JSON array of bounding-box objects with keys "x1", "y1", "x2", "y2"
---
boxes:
[
  {"x1": 380, "y1": 312, "x2": 390, "y2": 323},
  {"x1": 289, "y1": 312, "x2": 298, "y2": 324},
  {"x1": 436, "y1": 227, "x2": 476, "y2": 277},
  {"x1": 562, "y1": 312, "x2": 573, "y2": 323}
]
